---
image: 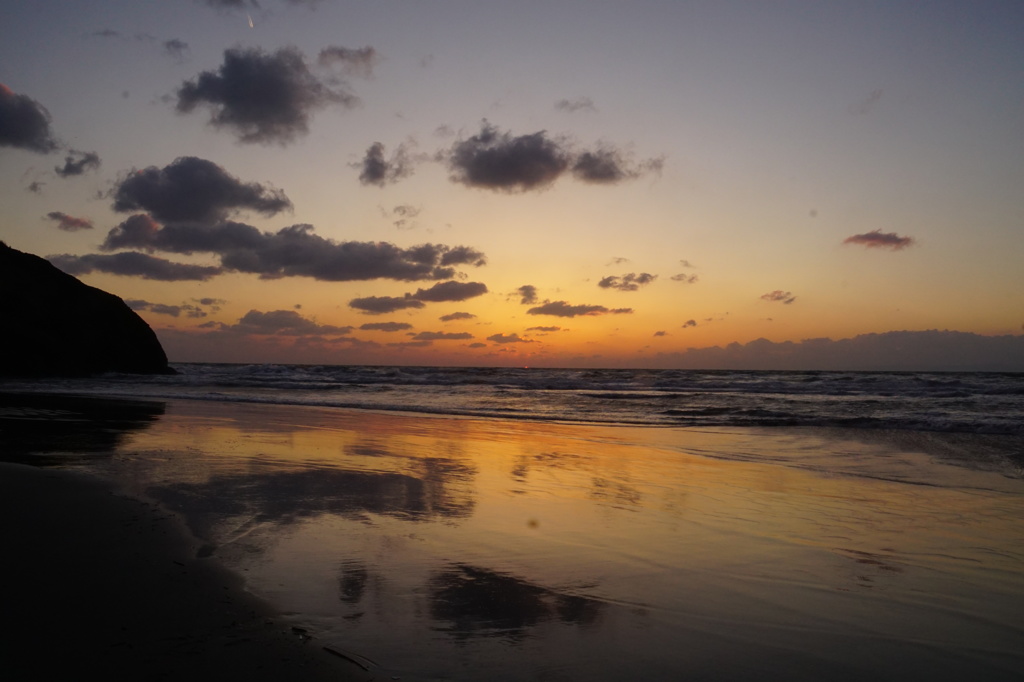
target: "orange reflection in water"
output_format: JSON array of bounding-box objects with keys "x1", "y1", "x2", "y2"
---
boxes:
[{"x1": 110, "y1": 400, "x2": 1024, "y2": 682}]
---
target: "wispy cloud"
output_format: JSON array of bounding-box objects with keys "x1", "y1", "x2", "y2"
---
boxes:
[
  {"x1": 348, "y1": 296, "x2": 425, "y2": 315},
  {"x1": 439, "y1": 312, "x2": 476, "y2": 322},
  {"x1": 760, "y1": 290, "x2": 796, "y2": 304},
  {"x1": 45, "y1": 211, "x2": 93, "y2": 231},
  {"x1": 163, "y1": 38, "x2": 190, "y2": 62},
  {"x1": 357, "y1": 142, "x2": 414, "y2": 186},
  {"x1": 410, "y1": 331, "x2": 474, "y2": 341},
  {"x1": 554, "y1": 96, "x2": 596, "y2": 113},
  {"x1": 125, "y1": 299, "x2": 208, "y2": 318},
  {"x1": 527, "y1": 300, "x2": 632, "y2": 317},
  {"x1": 598, "y1": 272, "x2": 657, "y2": 291},
  {"x1": 487, "y1": 333, "x2": 533, "y2": 344},
  {"x1": 843, "y1": 230, "x2": 915, "y2": 250},
  {"x1": 49, "y1": 252, "x2": 223, "y2": 281},
  {"x1": 360, "y1": 321, "x2": 413, "y2": 332},
  {"x1": 317, "y1": 46, "x2": 379, "y2": 78},
  {"x1": 572, "y1": 148, "x2": 663, "y2": 184},
  {"x1": 54, "y1": 150, "x2": 100, "y2": 178}
]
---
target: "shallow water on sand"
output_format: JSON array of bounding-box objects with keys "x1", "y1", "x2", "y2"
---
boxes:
[{"x1": 56, "y1": 400, "x2": 1024, "y2": 681}]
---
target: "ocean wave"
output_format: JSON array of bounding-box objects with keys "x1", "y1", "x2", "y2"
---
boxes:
[{"x1": 3, "y1": 364, "x2": 1023, "y2": 436}]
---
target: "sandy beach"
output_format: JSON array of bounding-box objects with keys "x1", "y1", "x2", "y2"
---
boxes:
[
  {"x1": 2, "y1": 392, "x2": 1023, "y2": 681},
  {"x1": 0, "y1": 461, "x2": 370, "y2": 680}
]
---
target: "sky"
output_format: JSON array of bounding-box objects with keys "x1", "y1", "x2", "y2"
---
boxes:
[{"x1": 2, "y1": 0, "x2": 1023, "y2": 370}]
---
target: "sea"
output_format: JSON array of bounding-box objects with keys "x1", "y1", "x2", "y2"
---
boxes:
[
  {"x1": 4, "y1": 364, "x2": 1024, "y2": 680},
  {"x1": 5, "y1": 362, "x2": 1024, "y2": 433}
]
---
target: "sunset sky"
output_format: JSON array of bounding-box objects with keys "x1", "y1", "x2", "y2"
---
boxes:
[{"x1": 2, "y1": 1, "x2": 1022, "y2": 368}]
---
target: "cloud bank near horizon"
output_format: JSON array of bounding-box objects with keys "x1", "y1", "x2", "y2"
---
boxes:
[{"x1": 651, "y1": 330, "x2": 1024, "y2": 372}]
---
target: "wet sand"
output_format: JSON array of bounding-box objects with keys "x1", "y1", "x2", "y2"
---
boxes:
[
  {"x1": 0, "y1": 461, "x2": 371, "y2": 680},
  {"x1": 2, "y1": 392, "x2": 1023, "y2": 681}
]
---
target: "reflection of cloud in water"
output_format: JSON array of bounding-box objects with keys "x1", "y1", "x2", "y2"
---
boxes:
[
  {"x1": 148, "y1": 459, "x2": 476, "y2": 543},
  {"x1": 0, "y1": 393, "x2": 164, "y2": 465},
  {"x1": 338, "y1": 560, "x2": 370, "y2": 605},
  {"x1": 429, "y1": 564, "x2": 604, "y2": 641}
]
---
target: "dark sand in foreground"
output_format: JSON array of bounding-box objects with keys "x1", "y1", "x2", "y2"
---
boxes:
[{"x1": 0, "y1": 462, "x2": 371, "y2": 680}]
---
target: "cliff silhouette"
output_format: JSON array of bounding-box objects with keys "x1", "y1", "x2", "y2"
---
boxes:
[{"x1": 0, "y1": 241, "x2": 173, "y2": 376}]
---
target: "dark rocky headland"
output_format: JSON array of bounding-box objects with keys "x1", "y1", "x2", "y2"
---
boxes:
[{"x1": 0, "y1": 241, "x2": 173, "y2": 376}]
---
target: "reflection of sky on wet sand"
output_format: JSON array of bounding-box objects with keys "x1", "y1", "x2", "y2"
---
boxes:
[{"x1": 102, "y1": 401, "x2": 1024, "y2": 682}]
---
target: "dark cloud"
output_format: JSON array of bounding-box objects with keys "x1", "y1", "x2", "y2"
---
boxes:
[
  {"x1": 527, "y1": 301, "x2": 633, "y2": 318},
  {"x1": 682, "y1": 319, "x2": 697, "y2": 328},
  {"x1": 175, "y1": 47, "x2": 356, "y2": 144},
  {"x1": 231, "y1": 309, "x2": 353, "y2": 336},
  {"x1": 48, "y1": 252, "x2": 223, "y2": 281},
  {"x1": 357, "y1": 142, "x2": 413, "y2": 186},
  {"x1": 102, "y1": 214, "x2": 161, "y2": 248},
  {"x1": 54, "y1": 150, "x2": 100, "y2": 178},
  {"x1": 439, "y1": 245, "x2": 486, "y2": 267},
  {"x1": 0, "y1": 83, "x2": 59, "y2": 153},
  {"x1": 27, "y1": 181, "x2": 44, "y2": 193},
  {"x1": 317, "y1": 46, "x2": 379, "y2": 78},
  {"x1": 670, "y1": 273, "x2": 698, "y2": 284},
  {"x1": 843, "y1": 230, "x2": 915, "y2": 250},
  {"x1": 598, "y1": 272, "x2": 657, "y2": 291},
  {"x1": 45, "y1": 211, "x2": 93, "y2": 231},
  {"x1": 102, "y1": 217, "x2": 486, "y2": 282},
  {"x1": 554, "y1": 97, "x2": 596, "y2": 113},
  {"x1": 349, "y1": 280, "x2": 487, "y2": 314},
  {"x1": 679, "y1": 259, "x2": 695, "y2": 268},
  {"x1": 360, "y1": 321, "x2": 413, "y2": 332},
  {"x1": 607, "y1": 256, "x2": 630, "y2": 266},
  {"x1": 440, "y1": 312, "x2": 476, "y2": 322},
  {"x1": 125, "y1": 300, "x2": 206, "y2": 318},
  {"x1": 447, "y1": 122, "x2": 570, "y2": 192},
  {"x1": 385, "y1": 204, "x2": 420, "y2": 230},
  {"x1": 760, "y1": 290, "x2": 796, "y2": 304},
  {"x1": 653, "y1": 331, "x2": 667, "y2": 337},
  {"x1": 487, "y1": 333, "x2": 532, "y2": 344},
  {"x1": 410, "y1": 280, "x2": 487, "y2": 302},
  {"x1": 572, "y1": 148, "x2": 663, "y2": 184},
  {"x1": 517, "y1": 284, "x2": 539, "y2": 305},
  {"x1": 349, "y1": 296, "x2": 426, "y2": 315},
  {"x1": 410, "y1": 331, "x2": 474, "y2": 341},
  {"x1": 163, "y1": 39, "x2": 190, "y2": 62},
  {"x1": 651, "y1": 331, "x2": 1024, "y2": 372},
  {"x1": 525, "y1": 326, "x2": 561, "y2": 332},
  {"x1": 111, "y1": 157, "x2": 292, "y2": 224},
  {"x1": 849, "y1": 88, "x2": 883, "y2": 115}
]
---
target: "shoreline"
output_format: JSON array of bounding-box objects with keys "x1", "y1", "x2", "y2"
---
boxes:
[
  {"x1": 3, "y1": 390, "x2": 1023, "y2": 680},
  {"x1": 0, "y1": 461, "x2": 370, "y2": 680}
]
